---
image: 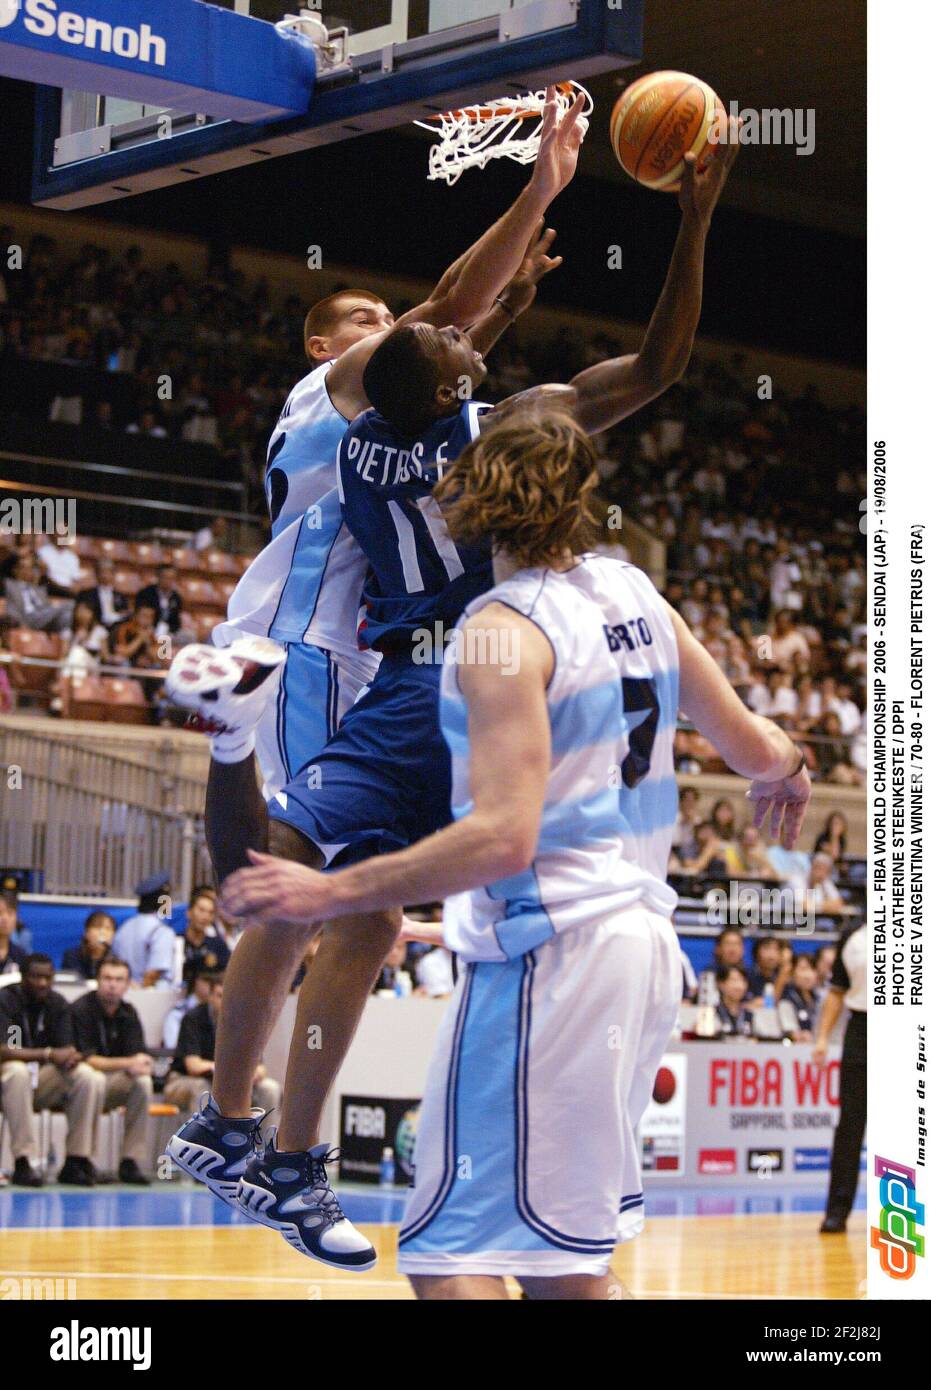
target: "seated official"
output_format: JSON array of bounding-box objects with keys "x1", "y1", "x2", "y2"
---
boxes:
[
  {"x1": 162, "y1": 966, "x2": 215, "y2": 1053},
  {"x1": 0, "y1": 892, "x2": 28, "y2": 977},
  {"x1": 178, "y1": 889, "x2": 231, "y2": 987},
  {"x1": 164, "y1": 975, "x2": 280, "y2": 1116},
  {"x1": 0, "y1": 956, "x2": 101, "y2": 1187},
  {"x1": 61, "y1": 910, "x2": 116, "y2": 980},
  {"x1": 714, "y1": 964, "x2": 754, "y2": 1037},
  {"x1": 712, "y1": 927, "x2": 746, "y2": 971},
  {"x1": 780, "y1": 952, "x2": 820, "y2": 1040},
  {"x1": 69, "y1": 958, "x2": 153, "y2": 1184},
  {"x1": 746, "y1": 935, "x2": 783, "y2": 998}
]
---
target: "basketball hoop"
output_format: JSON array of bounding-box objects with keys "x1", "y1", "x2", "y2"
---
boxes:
[
  {"x1": 276, "y1": 12, "x2": 350, "y2": 76},
  {"x1": 414, "y1": 81, "x2": 593, "y2": 186}
]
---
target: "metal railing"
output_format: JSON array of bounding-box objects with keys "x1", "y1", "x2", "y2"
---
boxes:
[
  {"x1": 0, "y1": 768, "x2": 212, "y2": 898},
  {"x1": 0, "y1": 723, "x2": 206, "y2": 816}
]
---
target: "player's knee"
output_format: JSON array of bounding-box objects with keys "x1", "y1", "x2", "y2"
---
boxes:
[
  {"x1": 320, "y1": 906, "x2": 400, "y2": 955},
  {"x1": 358, "y1": 908, "x2": 402, "y2": 952}
]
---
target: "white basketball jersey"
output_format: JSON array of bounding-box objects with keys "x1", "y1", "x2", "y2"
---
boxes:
[
  {"x1": 214, "y1": 361, "x2": 377, "y2": 674},
  {"x1": 441, "y1": 555, "x2": 680, "y2": 964}
]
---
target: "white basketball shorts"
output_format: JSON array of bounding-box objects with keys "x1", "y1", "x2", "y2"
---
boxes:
[{"x1": 397, "y1": 906, "x2": 681, "y2": 1279}]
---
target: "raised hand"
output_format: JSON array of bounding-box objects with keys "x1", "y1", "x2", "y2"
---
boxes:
[
  {"x1": 678, "y1": 114, "x2": 741, "y2": 229},
  {"x1": 529, "y1": 86, "x2": 588, "y2": 206},
  {"x1": 502, "y1": 223, "x2": 562, "y2": 316}
]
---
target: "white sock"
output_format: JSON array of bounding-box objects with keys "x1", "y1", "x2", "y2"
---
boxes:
[{"x1": 210, "y1": 729, "x2": 256, "y2": 764}]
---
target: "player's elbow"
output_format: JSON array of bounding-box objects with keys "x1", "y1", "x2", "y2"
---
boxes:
[
  {"x1": 491, "y1": 821, "x2": 538, "y2": 878},
  {"x1": 640, "y1": 349, "x2": 687, "y2": 393}
]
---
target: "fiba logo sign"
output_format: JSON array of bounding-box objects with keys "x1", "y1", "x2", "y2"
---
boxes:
[{"x1": 0, "y1": 1, "x2": 21, "y2": 31}]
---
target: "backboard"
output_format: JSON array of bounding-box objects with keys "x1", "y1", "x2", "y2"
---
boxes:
[{"x1": 30, "y1": 0, "x2": 643, "y2": 209}]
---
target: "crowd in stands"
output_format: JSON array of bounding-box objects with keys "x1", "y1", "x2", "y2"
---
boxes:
[
  {"x1": 1, "y1": 839, "x2": 852, "y2": 1188},
  {"x1": 0, "y1": 229, "x2": 866, "y2": 764},
  {"x1": 707, "y1": 929, "x2": 837, "y2": 1041},
  {"x1": 0, "y1": 871, "x2": 455, "y2": 1188}
]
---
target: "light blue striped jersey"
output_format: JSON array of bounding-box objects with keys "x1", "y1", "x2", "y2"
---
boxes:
[
  {"x1": 214, "y1": 361, "x2": 378, "y2": 674},
  {"x1": 441, "y1": 554, "x2": 680, "y2": 963}
]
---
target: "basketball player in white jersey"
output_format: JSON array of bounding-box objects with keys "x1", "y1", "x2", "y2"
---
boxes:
[
  {"x1": 165, "y1": 91, "x2": 587, "y2": 1267},
  {"x1": 222, "y1": 404, "x2": 811, "y2": 1299}
]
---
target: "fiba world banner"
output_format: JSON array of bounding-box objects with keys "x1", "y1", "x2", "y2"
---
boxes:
[{"x1": 649, "y1": 1043, "x2": 844, "y2": 1183}]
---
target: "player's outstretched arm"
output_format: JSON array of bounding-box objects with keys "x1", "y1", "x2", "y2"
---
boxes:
[
  {"x1": 328, "y1": 89, "x2": 585, "y2": 417},
  {"x1": 666, "y1": 601, "x2": 811, "y2": 848},
  {"x1": 220, "y1": 607, "x2": 553, "y2": 927},
  {"x1": 468, "y1": 223, "x2": 563, "y2": 357},
  {"x1": 556, "y1": 116, "x2": 741, "y2": 434}
]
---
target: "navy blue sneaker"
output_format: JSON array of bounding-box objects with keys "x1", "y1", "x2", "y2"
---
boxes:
[
  {"x1": 166, "y1": 1092, "x2": 267, "y2": 1208},
  {"x1": 237, "y1": 1135, "x2": 376, "y2": 1270}
]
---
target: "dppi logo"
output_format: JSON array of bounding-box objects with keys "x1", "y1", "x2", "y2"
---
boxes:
[{"x1": 871, "y1": 1155, "x2": 925, "y2": 1279}]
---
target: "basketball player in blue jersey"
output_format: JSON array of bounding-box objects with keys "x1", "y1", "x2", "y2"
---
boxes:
[
  {"x1": 255, "y1": 123, "x2": 742, "y2": 873},
  {"x1": 223, "y1": 404, "x2": 811, "y2": 1300},
  {"x1": 163, "y1": 91, "x2": 588, "y2": 1268},
  {"x1": 203, "y1": 129, "x2": 742, "y2": 1265}
]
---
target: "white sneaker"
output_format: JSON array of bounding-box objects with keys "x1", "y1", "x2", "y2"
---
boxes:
[
  {"x1": 237, "y1": 1137, "x2": 377, "y2": 1271},
  {"x1": 165, "y1": 637, "x2": 286, "y2": 760}
]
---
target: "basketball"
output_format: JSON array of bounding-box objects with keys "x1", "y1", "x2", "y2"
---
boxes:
[{"x1": 610, "y1": 70, "x2": 723, "y2": 191}]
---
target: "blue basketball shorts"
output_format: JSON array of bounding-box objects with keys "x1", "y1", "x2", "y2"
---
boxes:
[{"x1": 267, "y1": 653, "x2": 452, "y2": 866}]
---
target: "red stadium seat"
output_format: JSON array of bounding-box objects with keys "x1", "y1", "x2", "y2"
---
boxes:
[
  {"x1": 131, "y1": 542, "x2": 164, "y2": 567},
  {"x1": 73, "y1": 535, "x2": 100, "y2": 559},
  {"x1": 98, "y1": 539, "x2": 131, "y2": 564},
  {"x1": 6, "y1": 629, "x2": 61, "y2": 695},
  {"x1": 111, "y1": 567, "x2": 141, "y2": 597},
  {"x1": 192, "y1": 610, "x2": 226, "y2": 641},
  {"x1": 178, "y1": 577, "x2": 220, "y2": 608},
  {"x1": 168, "y1": 547, "x2": 202, "y2": 573},
  {"x1": 202, "y1": 549, "x2": 239, "y2": 577},
  {"x1": 64, "y1": 674, "x2": 151, "y2": 724}
]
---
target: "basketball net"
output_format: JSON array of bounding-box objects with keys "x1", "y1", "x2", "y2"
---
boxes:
[{"x1": 414, "y1": 81, "x2": 593, "y2": 186}]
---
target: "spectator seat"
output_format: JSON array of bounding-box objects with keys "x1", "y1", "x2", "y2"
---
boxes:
[{"x1": 6, "y1": 629, "x2": 61, "y2": 696}]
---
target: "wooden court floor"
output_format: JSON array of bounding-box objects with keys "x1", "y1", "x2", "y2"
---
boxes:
[{"x1": 0, "y1": 1212, "x2": 866, "y2": 1300}]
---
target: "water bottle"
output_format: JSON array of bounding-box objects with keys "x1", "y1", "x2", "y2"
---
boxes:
[
  {"x1": 379, "y1": 1147, "x2": 395, "y2": 1187},
  {"x1": 755, "y1": 981, "x2": 783, "y2": 1040},
  {"x1": 695, "y1": 969, "x2": 719, "y2": 1039}
]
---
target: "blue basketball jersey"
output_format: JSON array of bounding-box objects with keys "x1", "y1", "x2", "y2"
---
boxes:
[{"x1": 336, "y1": 400, "x2": 493, "y2": 651}]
